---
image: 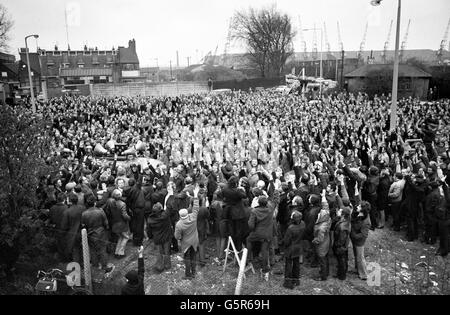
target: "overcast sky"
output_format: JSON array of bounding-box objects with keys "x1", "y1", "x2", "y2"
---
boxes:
[{"x1": 3, "y1": 0, "x2": 450, "y2": 67}]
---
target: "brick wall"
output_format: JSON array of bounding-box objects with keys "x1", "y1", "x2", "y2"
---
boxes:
[{"x1": 91, "y1": 82, "x2": 209, "y2": 97}]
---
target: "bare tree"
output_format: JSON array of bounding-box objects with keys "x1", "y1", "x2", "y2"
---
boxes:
[
  {"x1": 231, "y1": 5, "x2": 295, "y2": 78},
  {"x1": 0, "y1": 4, "x2": 14, "y2": 52}
]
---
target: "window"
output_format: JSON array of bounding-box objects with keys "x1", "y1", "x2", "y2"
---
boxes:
[
  {"x1": 84, "y1": 51, "x2": 91, "y2": 56},
  {"x1": 40, "y1": 50, "x2": 46, "y2": 56},
  {"x1": 99, "y1": 51, "x2": 106, "y2": 55},
  {"x1": 78, "y1": 64, "x2": 84, "y2": 68},
  {"x1": 70, "y1": 51, "x2": 77, "y2": 56},
  {"x1": 399, "y1": 78, "x2": 412, "y2": 91},
  {"x1": 1, "y1": 72, "x2": 7, "y2": 78},
  {"x1": 62, "y1": 63, "x2": 70, "y2": 68},
  {"x1": 53, "y1": 51, "x2": 61, "y2": 56}
]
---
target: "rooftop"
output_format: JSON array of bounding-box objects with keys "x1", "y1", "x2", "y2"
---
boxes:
[{"x1": 345, "y1": 64, "x2": 432, "y2": 78}]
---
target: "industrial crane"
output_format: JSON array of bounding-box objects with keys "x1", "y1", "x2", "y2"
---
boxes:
[
  {"x1": 400, "y1": 19, "x2": 411, "y2": 62},
  {"x1": 358, "y1": 22, "x2": 369, "y2": 61},
  {"x1": 222, "y1": 18, "x2": 233, "y2": 66},
  {"x1": 437, "y1": 18, "x2": 450, "y2": 63},
  {"x1": 298, "y1": 16, "x2": 308, "y2": 59},
  {"x1": 211, "y1": 45, "x2": 219, "y2": 65},
  {"x1": 323, "y1": 22, "x2": 331, "y2": 54},
  {"x1": 337, "y1": 21, "x2": 344, "y2": 52},
  {"x1": 312, "y1": 23, "x2": 318, "y2": 60},
  {"x1": 381, "y1": 20, "x2": 393, "y2": 63}
]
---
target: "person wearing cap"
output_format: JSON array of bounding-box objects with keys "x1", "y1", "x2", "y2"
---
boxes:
[
  {"x1": 81, "y1": 194, "x2": 113, "y2": 273},
  {"x1": 332, "y1": 206, "x2": 352, "y2": 280},
  {"x1": 174, "y1": 185, "x2": 200, "y2": 280},
  {"x1": 147, "y1": 203, "x2": 172, "y2": 272},
  {"x1": 121, "y1": 246, "x2": 145, "y2": 295},
  {"x1": 282, "y1": 210, "x2": 305, "y2": 289}
]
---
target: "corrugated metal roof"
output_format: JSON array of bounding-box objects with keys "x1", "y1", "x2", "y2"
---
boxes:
[
  {"x1": 60, "y1": 68, "x2": 113, "y2": 77},
  {"x1": 345, "y1": 64, "x2": 432, "y2": 78}
]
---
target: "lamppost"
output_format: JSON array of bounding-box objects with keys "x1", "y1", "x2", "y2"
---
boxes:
[
  {"x1": 303, "y1": 27, "x2": 323, "y2": 97},
  {"x1": 25, "y1": 34, "x2": 39, "y2": 113},
  {"x1": 371, "y1": 0, "x2": 401, "y2": 132}
]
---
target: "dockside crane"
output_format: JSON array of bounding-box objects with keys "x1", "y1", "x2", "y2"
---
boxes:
[
  {"x1": 298, "y1": 16, "x2": 308, "y2": 59},
  {"x1": 437, "y1": 18, "x2": 450, "y2": 64},
  {"x1": 399, "y1": 19, "x2": 411, "y2": 62},
  {"x1": 358, "y1": 22, "x2": 369, "y2": 61},
  {"x1": 381, "y1": 20, "x2": 393, "y2": 63}
]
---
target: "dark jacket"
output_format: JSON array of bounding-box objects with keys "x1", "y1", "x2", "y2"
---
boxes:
[
  {"x1": 121, "y1": 257, "x2": 144, "y2": 295},
  {"x1": 105, "y1": 199, "x2": 130, "y2": 234},
  {"x1": 304, "y1": 205, "x2": 321, "y2": 241},
  {"x1": 61, "y1": 204, "x2": 86, "y2": 255},
  {"x1": 247, "y1": 205, "x2": 275, "y2": 242},
  {"x1": 197, "y1": 207, "x2": 210, "y2": 243},
  {"x1": 81, "y1": 207, "x2": 109, "y2": 239},
  {"x1": 147, "y1": 209, "x2": 173, "y2": 245},
  {"x1": 350, "y1": 214, "x2": 370, "y2": 247},
  {"x1": 332, "y1": 217, "x2": 351, "y2": 254},
  {"x1": 377, "y1": 175, "x2": 391, "y2": 211},
  {"x1": 283, "y1": 221, "x2": 306, "y2": 258},
  {"x1": 222, "y1": 187, "x2": 247, "y2": 220},
  {"x1": 276, "y1": 192, "x2": 290, "y2": 225},
  {"x1": 403, "y1": 176, "x2": 427, "y2": 217},
  {"x1": 49, "y1": 202, "x2": 68, "y2": 230}
]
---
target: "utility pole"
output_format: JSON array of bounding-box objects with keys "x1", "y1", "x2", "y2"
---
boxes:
[{"x1": 169, "y1": 60, "x2": 173, "y2": 80}]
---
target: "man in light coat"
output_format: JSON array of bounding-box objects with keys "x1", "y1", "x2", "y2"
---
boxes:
[
  {"x1": 174, "y1": 185, "x2": 200, "y2": 280},
  {"x1": 312, "y1": 189, "x2": 331, "y2": 281},
  {"x1": 388, "y1": 173, "x2": 406, "y2": 231}
]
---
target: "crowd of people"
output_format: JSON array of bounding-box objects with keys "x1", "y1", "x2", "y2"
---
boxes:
[{"x1": 37, "y1": 90, "x2": 450, "y2": 292}]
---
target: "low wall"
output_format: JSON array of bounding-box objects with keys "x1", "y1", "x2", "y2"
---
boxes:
[{"x1": 91, "y1": 82, "x2": 209, "y2": 97}]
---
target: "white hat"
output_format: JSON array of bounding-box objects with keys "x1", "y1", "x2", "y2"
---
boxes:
[{"x1": 179, "y1": 209, "x2": 189, "y2": 220}]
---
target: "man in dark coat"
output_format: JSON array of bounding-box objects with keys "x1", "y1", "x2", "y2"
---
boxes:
[
  {"x1": 127, "y1": 178, "x2": 146, "y2": 246},
  {"x1": 377, "y1": 169, "x2": 391, "y2": 229},
  {"x1": 197, "y1": 191, "x2": 210, "y2": 267},
  {"x1": 283, "y1": 211, "x2": 305, "y2": 289},
  {"x1": 436, "y1": 180, "x2": 450, "y2": 257},
  {"x1": 276, "y1": 184, "x2": 291, "y2": 245},
  {"x1": 303, "y1": 194, "x2": 322, "y2": 266},
  {"x1": 332, "y1": 207, "x2": 351, "y2": 280},
  {"x1": 49, "y1": 192, "x2": 69, "y2": 261},
  {"x1": 121, "y1": 246, "x2": 145, "y2": 295},
  {"x1": 147, "y1": 203, "x2": 173, "y2": 272},
  {"x1": 362, "y1": 166, "x2": 380, "y2": 230},
  {"x1": 403, "y1": 174, "x2": 427, "y2": 242},
  {"x1": 61, "y1": 193, "x2": 86, "y2": 263},
  {"x1": 247, "y1": 193, "x2": 278, "y2": 279},
  {"x1": 424, "y1": 181, "x2": 443, "y2": 245},
  {"x1": 222, "y1": 176, "x2": 248, "y2": 252},
  {"x1": 81, "y1": 194, "x2": 113, "y2": 272}
]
